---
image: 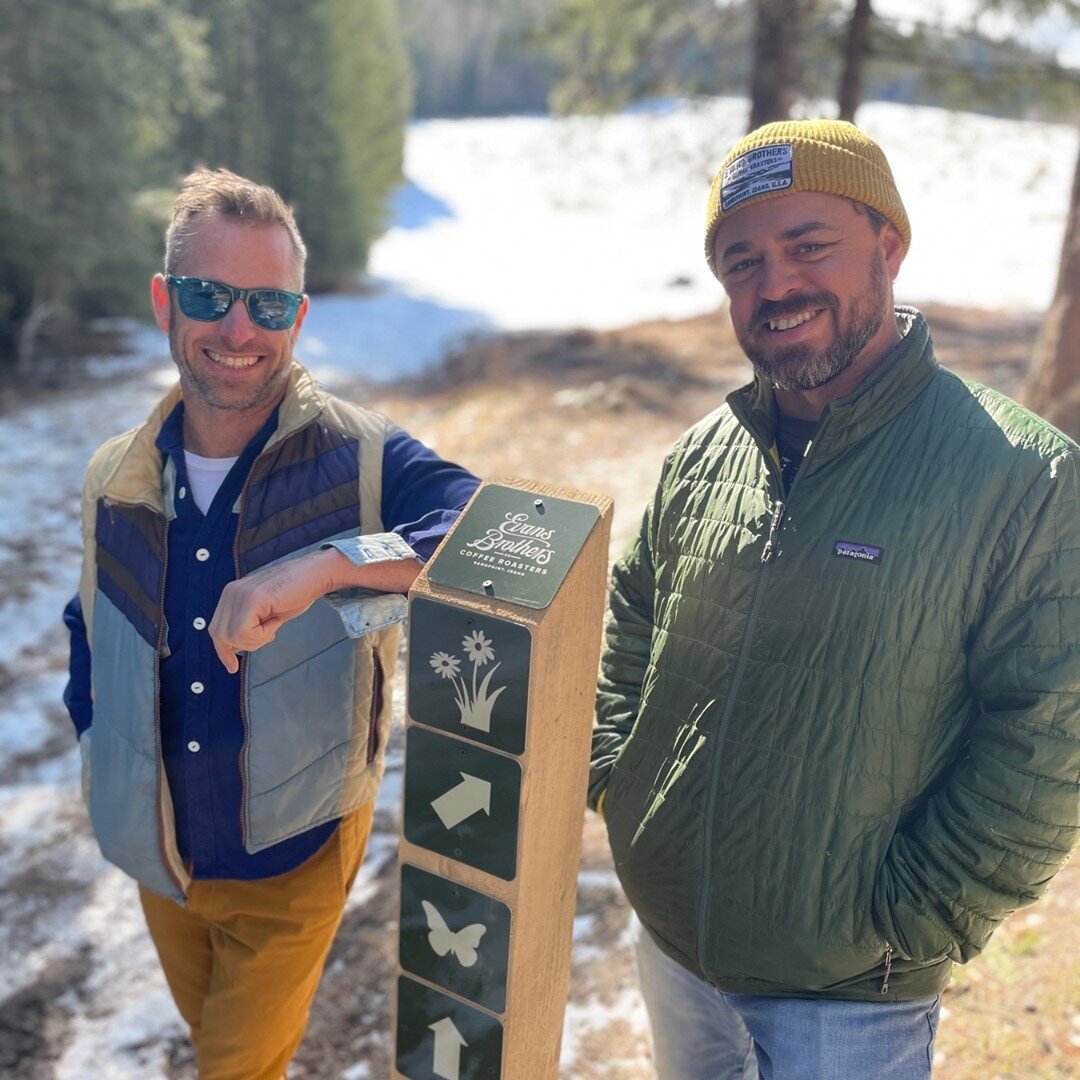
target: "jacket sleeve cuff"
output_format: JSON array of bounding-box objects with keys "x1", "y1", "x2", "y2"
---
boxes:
[
  {"x1": 322, "y1": 532, "x2": 421, "y2": 567},
  {"x1": 320, "y1": 533, "x2": 418, "y2": 638},
  {"x1": 324, "y1": 589, "x2": 409, "y2": 638}
]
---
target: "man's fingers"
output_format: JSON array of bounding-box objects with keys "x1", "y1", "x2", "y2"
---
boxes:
[
  {"x1": 213, "y1": 638, "x2": 240, "y2": 675},
  {"x1": 207, "y1": 558, "x2": 327, "y2": 673},
  {"x1": 210, "y1": 613, "x2": 284, "y2": 673}
]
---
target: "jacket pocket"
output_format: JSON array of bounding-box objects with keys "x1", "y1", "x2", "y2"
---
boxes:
[{"x1": 367, "y1": 647, "x2": 385, "y2": 766}]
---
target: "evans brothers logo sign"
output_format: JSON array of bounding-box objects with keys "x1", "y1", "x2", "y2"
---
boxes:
[
  {"x1": 428, "y1": 484, "x2": 600, "y2": 609},
  {"x1": 464, "y1": 512, "x2": 555, "y2": 575}
]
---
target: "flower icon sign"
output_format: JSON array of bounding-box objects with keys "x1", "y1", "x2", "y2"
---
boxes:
[
  {"x1": 429, "y1": 630, "x2": 506, "y2": 733},
  {"x1": 462, "y1": 630, "x2": 495, "y2": 666},
  {"x1": 429, "y1": 652, "x2": 460, "y2": 679}
]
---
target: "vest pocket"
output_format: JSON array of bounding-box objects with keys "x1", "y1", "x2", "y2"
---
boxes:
[{"x1": 367, "y1": 647, "x2": 384, "y2": 766}]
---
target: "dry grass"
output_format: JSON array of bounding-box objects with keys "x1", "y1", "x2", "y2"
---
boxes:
[{"x1": 934, "y1": 861, "x2": 1080, "y2": 1079}]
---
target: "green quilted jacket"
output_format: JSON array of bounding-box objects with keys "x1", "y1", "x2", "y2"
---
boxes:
[{"x1": 591, "y1": 308, "x2": 1080, "y2": 1000}]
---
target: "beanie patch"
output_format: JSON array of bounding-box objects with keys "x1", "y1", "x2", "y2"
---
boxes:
[{"x1": 721, "y1": 144, "x2": 794, "y2": 212}]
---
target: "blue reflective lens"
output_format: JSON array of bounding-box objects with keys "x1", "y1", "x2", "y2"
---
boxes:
[{"x1": 168, "y1": 276, "x2": 302, "y2": 330}]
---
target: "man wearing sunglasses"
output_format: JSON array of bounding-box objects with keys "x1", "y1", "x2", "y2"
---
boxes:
[{"x1": 62, "y1": 168, "x2": 479, "y2": 1078}]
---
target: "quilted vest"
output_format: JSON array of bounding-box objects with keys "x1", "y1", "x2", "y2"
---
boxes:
[{"x1": 78, "y1": 366, "x2": 402, "y2": 901}]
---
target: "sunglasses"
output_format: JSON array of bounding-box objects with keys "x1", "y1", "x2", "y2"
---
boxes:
[{"x1": 167, "y1": 275, "x2": 304, "y2": 331}]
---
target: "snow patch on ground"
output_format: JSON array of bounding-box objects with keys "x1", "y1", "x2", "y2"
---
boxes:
[
  {"x1": 55, "y1": 868, "x2": 186, "y2": 1080},
  {"x1": 561, "y1": 987, "x2": 651, "y2": 1071}
]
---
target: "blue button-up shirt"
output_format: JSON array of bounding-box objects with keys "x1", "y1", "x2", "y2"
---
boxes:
[{"x1": 65, "y1": 401, "x2": 478, "y2": 880}]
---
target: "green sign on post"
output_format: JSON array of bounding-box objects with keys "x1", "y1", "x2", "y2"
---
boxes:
[
  {"x1": 403, "y1": 727, "x2": 522, "y2": 881},
  {"x1": 426, "y1": 484, "x2": 600, "y2": 608},
  {"x1": 409, "y1": 598, "x2": 531, "y2": 756},
  {"x1": 396, "y1": 976, "x2": 504, "y2": 1080},
  {"x1": 400, "y1": 864, "x2": 512, "y2": 1014}
]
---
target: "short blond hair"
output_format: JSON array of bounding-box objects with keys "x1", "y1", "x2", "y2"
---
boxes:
[{"x1": 164, "y1": 168, "x2": 307, "y2": 286}]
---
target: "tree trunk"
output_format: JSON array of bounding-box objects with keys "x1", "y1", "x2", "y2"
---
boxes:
[
  {"x1": 748, "y1": 0, "x2": 803, "y2": 130},
  {"x1": 837, "y1": 0, "x2": 873, "y2": 122},
  {"x1": 1024, "y1": 140, "x2": 1080, "y2": 441},
  {"x1": 16, "y1": 297, "x2": 56, "y2": 375}
]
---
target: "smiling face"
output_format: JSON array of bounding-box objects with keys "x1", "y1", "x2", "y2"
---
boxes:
[
  {"x1": 713, "y1": 192, "x2": 903, "y2": 401},
  {"x1": 151, "y1": 214, "x2": 309, "y2": 424}
]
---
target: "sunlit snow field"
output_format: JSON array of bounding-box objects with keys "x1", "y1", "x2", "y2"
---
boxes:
[{"x1": 298, "y1": 99, "x2": 1076, "y2": 384}]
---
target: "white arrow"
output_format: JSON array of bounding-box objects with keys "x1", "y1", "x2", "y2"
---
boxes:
[
  {"x1": 429, "y1": 1016, "x2": 467, "y2": 1080},
  {"x1": 431, "y1": 773, "x2": 491, "y2": 830}
]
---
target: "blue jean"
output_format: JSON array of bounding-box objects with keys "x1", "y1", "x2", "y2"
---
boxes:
[{"x1": 633, "y1": 920, "x2": 941, "y2": 1079}]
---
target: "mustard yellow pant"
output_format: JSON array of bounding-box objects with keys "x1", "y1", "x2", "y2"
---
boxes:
[{"x1": 139, "y1": 803, "x2": 374, "y2": 1080}]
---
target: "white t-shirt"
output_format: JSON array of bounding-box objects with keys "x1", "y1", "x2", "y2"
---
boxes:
[{"x1": 183, "y1": 451, "x2": 240, "y2": 514}]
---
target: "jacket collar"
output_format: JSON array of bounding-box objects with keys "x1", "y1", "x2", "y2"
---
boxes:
[
  {"x1": 727, "y1": 307, "x2": 938, "y2": 473},
  {"x1": 99, "y1": 362, "x2": 326, "y2": 511}
]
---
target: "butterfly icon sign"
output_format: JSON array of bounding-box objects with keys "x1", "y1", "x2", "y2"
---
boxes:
[{"x1": 422, "y1": 900, "x2": 487, "y2": 968}]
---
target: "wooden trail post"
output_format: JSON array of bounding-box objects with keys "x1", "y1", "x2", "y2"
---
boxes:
[{"x1": 392, "y1": 479, "x2": 613, "y2": 1080}]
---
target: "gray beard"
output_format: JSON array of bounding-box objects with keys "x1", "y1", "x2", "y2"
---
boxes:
[
  {"x1": 169, "y1": 321, "x2": 290, "y2": 413},
  {"x1": 742, "y1": 257, "x2": 890, "y2": 392}
]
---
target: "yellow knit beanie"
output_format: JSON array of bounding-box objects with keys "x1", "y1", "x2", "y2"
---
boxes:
[{"x1": 704, "y1": 119, "x2": 911, "y2": 278}]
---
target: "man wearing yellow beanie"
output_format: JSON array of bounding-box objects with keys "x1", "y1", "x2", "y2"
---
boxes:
[{"x1": 590, "y1": 119, "x2": 1080, "y2": 1078}]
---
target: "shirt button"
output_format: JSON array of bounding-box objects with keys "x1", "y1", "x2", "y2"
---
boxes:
[
  {"x1": 191, "y1": 681, "x2": 205, "y2": 694},
  {"x1": 187, "y1": 740, "x2": 201, "y2": 753},
  {"x1": 195, "y1": 548, "x2": 210, "y2": 562},
  {"x1": 178, "y1": 486, "x2": 187, "y2": 500},
  {"x1": 193, "y1": 616, "x2": 207, "y2": 630}
]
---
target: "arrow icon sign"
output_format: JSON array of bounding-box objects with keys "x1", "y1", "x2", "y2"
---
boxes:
[
  {"x1": 429, "y1": 1016, "x2": 467, "y2": 1080},
  {"x1": 431, "y1": 773, "x2": 491, "y2": 830}
]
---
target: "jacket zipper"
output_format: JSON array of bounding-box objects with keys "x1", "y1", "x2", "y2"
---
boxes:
[
  {"x1": 233, "y1": 450, "x2": 267, "y2": 849},
  {"x1": 694, "y1": 436, "x2": 784, "y2": 978},
  {"x1": 881, "y1": 942, "x2": 893, "y2": 994},
  {"x1": 760, "y1": 500, "x2": 786, "y2": 564},
  {"x1": 695, "y1": 403, "x2": 826, "y2": 981},
  {"x1": 232, "y1": 419, "x2": 321, "y2": 848},
  {"x1": 153, "y1": 507, "x2": 189, "y2": 894}
]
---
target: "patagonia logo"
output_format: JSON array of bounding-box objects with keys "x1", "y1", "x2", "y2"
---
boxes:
[
  {"x1": 834, "y1": 540, "x2": 883, "y2": 564},
  {"x1": 721, "y1": 144, "x2": 793, "y2": 211}
]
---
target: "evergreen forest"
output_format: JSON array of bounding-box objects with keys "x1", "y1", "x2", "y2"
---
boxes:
[{"x1": 0, "y1": 0, "x2": 410, "y2": 370}]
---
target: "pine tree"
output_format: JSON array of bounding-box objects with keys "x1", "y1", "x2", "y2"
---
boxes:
[
  {"x1": 748, "y1": 0, "x2": 812, "y2": 129},
  {"x1": 0, "y1": 0, "x2": 206, "y2": 368},
  {"x1": 1025, "y1": 141, "x2": 1080, "y2": 440},
  {"x1": 398, "y1": 0, "x2": 555, "y2": 117},
  {"x1": 176, "y1": 0, "x2": 411, "y2": 290},
  {"x1": 543, "y1": 0, "x2": 748, "y2": 115},
  {"x1": 837, "y1": 0, "x2": 873, "y2": 121}
]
